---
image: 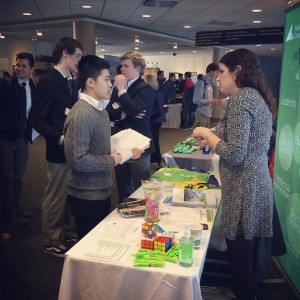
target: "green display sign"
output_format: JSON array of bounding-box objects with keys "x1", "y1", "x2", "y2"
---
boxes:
[{"x1": 273, "y1": 2, "x2": 300, "y2": 295}]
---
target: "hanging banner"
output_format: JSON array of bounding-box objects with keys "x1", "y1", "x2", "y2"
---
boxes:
[
  {"x1": 195, "y1": 27, "x2": 283, "y2": 47},
  {"x1": 273, "y1": 2, "x2": 300, "y2": 295}
]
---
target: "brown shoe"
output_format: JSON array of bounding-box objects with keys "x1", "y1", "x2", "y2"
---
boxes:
[{"x1": 0, "y1": 233, "x2": 11, "y2": 246}]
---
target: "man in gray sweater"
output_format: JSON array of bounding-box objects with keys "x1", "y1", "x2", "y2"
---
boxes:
[{"x1": 63, "y1": 55, "x2": 124, "y2": 240}]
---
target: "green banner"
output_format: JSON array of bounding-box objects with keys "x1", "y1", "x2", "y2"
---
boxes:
[{"x1": 273, "y1": 2, "x2": 300, "y2": 295}]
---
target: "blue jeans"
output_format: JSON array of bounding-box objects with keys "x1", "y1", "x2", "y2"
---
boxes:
[
  {"x1": 115, "y1": 153, "x2": 150, "y2": 203},
  {"x1": 182, "y1": 105, "x2": 194, "y2": 128}
]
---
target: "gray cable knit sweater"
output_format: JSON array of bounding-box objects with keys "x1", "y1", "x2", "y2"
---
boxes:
[{"x1": 63, "y1": 99, "x2": 115, "y2": 200}]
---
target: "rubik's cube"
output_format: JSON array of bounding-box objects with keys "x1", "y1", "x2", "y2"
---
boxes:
[
  {"x1": 141, "y1": 237, "x2": 155, "y2": 250},
  {"x1": 142, "y1": 222, "x2": 158, "y2": 239},
  {"x1": 153, "y1": 233, "x2": 175, "y2": 252}
]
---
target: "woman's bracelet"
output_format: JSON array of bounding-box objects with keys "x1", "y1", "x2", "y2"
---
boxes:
[{"x1": 205, "y1": 131, "x2": 213, "y2": 141}]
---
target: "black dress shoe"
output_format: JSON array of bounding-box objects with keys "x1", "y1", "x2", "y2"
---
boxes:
[
  {"x1": 8, "y1": 216, "x2": 30, "y2": 225},
  {"x1": 17, "y1": 209, "x2": 32, "y2": 219}
]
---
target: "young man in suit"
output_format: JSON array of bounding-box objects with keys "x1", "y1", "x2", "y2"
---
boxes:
[
  {"x1": 106, "y1": 51, "x2": 154, "y2": 203},
  {"x1": 31, "y1": 37, "x2": 83, "y2": 257},
  {"x1": 0, "y1": 52, "x2": 35, "y2": 226}
]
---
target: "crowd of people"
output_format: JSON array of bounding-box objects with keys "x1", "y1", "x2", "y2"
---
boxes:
[{"x1": 0, "y1": 36, "x2": 285, "y2": 299}]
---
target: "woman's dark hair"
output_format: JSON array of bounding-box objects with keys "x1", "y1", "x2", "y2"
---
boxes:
[
  {"x1": 78, "y1": 55, "x2": 110, "y2": 91},
  {"x1": 220, "y1": 48, "x2": 273, "y2": 111},
  {"x1": 52, "y1": 37, "x2": 83, "y2": 64}
]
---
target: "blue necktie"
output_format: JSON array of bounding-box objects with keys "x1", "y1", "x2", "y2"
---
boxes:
[{"x1": 20, "y1": 82, "x2": 27, "y2": 134}]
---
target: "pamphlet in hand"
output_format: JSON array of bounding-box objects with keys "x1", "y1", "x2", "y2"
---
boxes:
[{"x1": 111, "y1": 129, "x2": 151, "y2": 164}]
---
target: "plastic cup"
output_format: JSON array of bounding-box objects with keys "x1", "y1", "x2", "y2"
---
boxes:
[
  {"x1": 142, "y1": 180, "x2": 163, "y2": 222},
  {"x1": 190, "y1": 223, "x2": 203, "y2": 249}
]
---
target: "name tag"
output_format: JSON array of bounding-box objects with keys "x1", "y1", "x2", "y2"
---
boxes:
[
  {"x1": 65, "y1": 107, "x2": 71, "y2": 115},
  {"x1": 112, "y1": 102, "x2": 120, "y2": 109}
]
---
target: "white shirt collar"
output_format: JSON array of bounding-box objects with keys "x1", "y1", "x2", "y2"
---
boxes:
[
  {"x1": 80, "y1": 92, "x2": 105, "y2": 111},
  {"x1": 127, "y1": 76, "x2": 139, "y2": 88},
  {"x1": 17, "y1": 78, "x2": 29, "y2": 86}
]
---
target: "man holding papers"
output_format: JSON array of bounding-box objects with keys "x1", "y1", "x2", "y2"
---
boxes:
[
  {"x1": 64, "y1": 55, "x2": 141, "y2": 240},
  {"x1": 106, "y1": 51, "x2": 155, "y2": 203}
]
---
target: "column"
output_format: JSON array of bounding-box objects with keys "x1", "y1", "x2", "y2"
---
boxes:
[
  {"x1": 212, "y1": 47, "x2": 226, "y2": 64},
  {"x1": 73, "y1": 21, "x2": 96, "y2": 55}
]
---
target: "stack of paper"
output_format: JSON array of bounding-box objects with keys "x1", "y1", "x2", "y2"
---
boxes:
[{"x1": 111, "y1": 129, "x2": 151, "y2": 164}]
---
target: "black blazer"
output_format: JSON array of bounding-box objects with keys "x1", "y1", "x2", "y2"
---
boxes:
[
  {"x1": 0, "y1": 76, "x2": 35, "y2": 141},
  {"x1": 31, "y1": 68, "x2": 78, "y2": 163},
  {"x1": 106, "y1": 77, "x2": 155, "y2": 154}
]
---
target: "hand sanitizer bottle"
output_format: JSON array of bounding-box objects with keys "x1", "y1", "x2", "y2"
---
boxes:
[{"x1": 179, "y1": 224, "x2": 194, "y2": 267}]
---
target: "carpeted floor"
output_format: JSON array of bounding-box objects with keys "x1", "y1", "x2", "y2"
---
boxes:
[{"x1": 0, "y1": 128, "x2": 298, "y2": 300}]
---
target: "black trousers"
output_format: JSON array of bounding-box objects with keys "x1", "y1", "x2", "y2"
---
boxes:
[
  {"x1": 226, "y1": 236, "x2": 272, "y2": 300},
  {"x1": 150, "y1": 123, "x2": 162, "y2": 165},
  {"x1": 67, "y1": 194, "x2": 111, "y2": 240}
]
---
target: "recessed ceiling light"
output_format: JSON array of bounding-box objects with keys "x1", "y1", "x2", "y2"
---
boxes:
[
  {"x1": 256, "y1": 44, "x2": 261, "y2": 47},
  {"x1": 142, "y1": 14, "x2": 151, "y2": 18},
  {"x1": 270, "y1": 48, "x2": 276, "y2": 51},
  {"x1": 192, "y1": 50, "x2": 197, "y2": 53},
  {"x1": 37, "y1": 29, "x2": 43, "y2": 36},
  {"x1": 184, "y1": 25, "x2": 191, "y2": 28},
  {"x1": 253, "y1": 20, "x2": 262, "y2": 23},
  {"x1": 252, "y1": 9, "x2": 262, "y2": 12},
  {"x1": 23, "y1": 12, "x2": 32, "y2": 16},
  {"x1": 160, "y1": 51, "x2": 164, "y2": 54},
  {"x1": 173, "y1": 43, "x2": 177, "y2": 49},
  {"x1": 82, "y1": 5, "x2": 92, "y2": 8}
]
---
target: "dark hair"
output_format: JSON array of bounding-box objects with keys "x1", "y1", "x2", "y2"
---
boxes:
[
  {"x1": 52, "y1": 37, "x2": 83, "y2": 64},
  {"x1": 169, "y1": 73, "x2": 176, "y2": 79},
  {"x1": 16, "y1": 52, "x2": 35, "y2": 68},
  {"x1": 77, "y1": 55, "x2": 110, "y2": 91},
  {"x1": 220, "y1": 48, "x2": 273, "y2": 111},
  {"x1": 157, "y1": 70, "x2": 164, "y2": 77},
  {"x1": 116, "y1": 64, "x2": 122, "y2": 75},
  {"x1": 184, "y1": 71, "x2": 192, "y2": 78},
  {"x1": 197, "y1": 74, "x2": 203, "y2": 81},
  {"x1": 206, "y1": 63, "x2": 219, "y2": 73}
]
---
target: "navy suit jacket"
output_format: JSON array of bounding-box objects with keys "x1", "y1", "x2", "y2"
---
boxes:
[
  {"x1": 106, "y1": 77, "x2": 155, "y2": 154},
  {"x1": 31, "y1": 68, "x2": 78, "y2": 163},
  {"x1": 0, "y1": 76, "x2": 35, "y2": 141}
]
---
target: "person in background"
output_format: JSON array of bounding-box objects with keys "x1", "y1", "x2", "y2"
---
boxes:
[
  {"x1": 31, "y1": 37, "x2": 83, "y2": 257},
  {"x1": 163, "y1": 73, "x2": 177, "y2": 104},
  {"x1": 193, "y1": 63, "x2": 220, "y2": 128},
  {"x1": 106, "y1": 51, "x2": 154, "y2": 203},
  {"x1": 182, "y1": 71, "x2": 194, "y2": 92},
  {"x1": 175, "y1": 73, "x2": 184, "y2": 95},
  {"x1": 0, "y1": 52, "x2": 35, "y2": 226},
  {"x1": 2, "y1": 71, "x2": 11, "y2": 78},
  {"x1": 63, "y1": 55, "x2": 124, "y2": 240},
  {"x1": 197, "y1": 73, "x2": 203, "y2": 81},
  {"x1": 156, "y1": 70, "x2": 165, "y2": 94},
  {"x1": 193, "y1": 49, "x2": 274, "y2": 300},
  {"x1": 144, "y1": 74, "x2": 166, "y2": 170}
]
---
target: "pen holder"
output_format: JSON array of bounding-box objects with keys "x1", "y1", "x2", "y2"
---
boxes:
[{"x1": 142, "y1": 180, "x2": 163, "y2": 223}]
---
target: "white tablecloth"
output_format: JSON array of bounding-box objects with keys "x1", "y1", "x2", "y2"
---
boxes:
[
  {"x1": 58, "y1": 188, "x2": 221, "y2": 300},
  {"x1": 162, "y1": 103, "x2": 182, "y2": 129}
]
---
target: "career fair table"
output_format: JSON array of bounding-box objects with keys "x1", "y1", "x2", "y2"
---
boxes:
[
  {"x1": 162, "y1": 137, "x2": 220, "y2": 173},
  {"x1": 162, "y1": 103, "x2": 182, "y2": 129},
  {"x1": 58, "y1": 176, "x2": 221, "y2": 300}
]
